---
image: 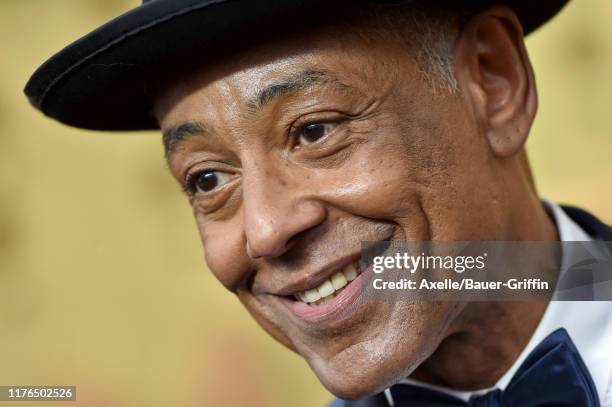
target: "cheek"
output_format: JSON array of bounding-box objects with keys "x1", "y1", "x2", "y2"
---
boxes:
[
  {"x1": 195, "y1": 211, "x2": 249, "y2": 291},
  {"x1": 237, "y1": 290, "x2": 297, "y2": 351},
  {"x1": 410, "y1": 118, "x2": 503, "y2": 239},
  {"x1": 312, "y1": 124, "x2": 438, "y2": 238},
  {"x1": 384, "y1": 93, "x2": 502, "y2": 239}
]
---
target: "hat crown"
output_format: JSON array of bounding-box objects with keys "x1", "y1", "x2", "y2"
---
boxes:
[{"x1": 24, "y1": 0, "x2": 571, "y2": 131}]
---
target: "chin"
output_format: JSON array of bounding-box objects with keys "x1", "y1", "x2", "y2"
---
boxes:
[
  {"x1": 316, "y1": 366, "x2": 392, "y2": 400},
  {"x1": 305, "y1": 336, "x2": 428, "y2": 400},
  {"x1": 297, "y1": 301, "x2": 461, "y2": 400}
]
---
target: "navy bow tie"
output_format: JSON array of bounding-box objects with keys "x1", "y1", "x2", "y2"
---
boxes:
[{"x1": 387, "y1": 328, "x2": 600, "y2": 407}]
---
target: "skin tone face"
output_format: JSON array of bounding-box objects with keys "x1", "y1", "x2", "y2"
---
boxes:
[{"x1": 154, "y1": 6, "x2": 558, "y2": 399}]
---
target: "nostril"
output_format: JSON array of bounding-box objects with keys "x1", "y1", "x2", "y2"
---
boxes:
[
  {"x1": 284, "y1": 234, "x2": 300, "y2": 252},
  {"x1": 246, "y1": 240, "x2": 287, "y2": 259}
]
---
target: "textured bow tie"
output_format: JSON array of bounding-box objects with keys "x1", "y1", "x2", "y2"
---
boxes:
[{"x1": 387, "y1": 328, "x2": 600, "y2": 407}]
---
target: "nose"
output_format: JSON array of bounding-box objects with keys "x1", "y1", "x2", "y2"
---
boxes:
[{"x1": 242, "y1": 165, "x2": 326, "y2": 259}]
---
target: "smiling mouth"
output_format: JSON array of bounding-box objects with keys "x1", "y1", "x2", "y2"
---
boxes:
[{"x1": 293, "y1": 261, "x2": 362, "y2": 306}]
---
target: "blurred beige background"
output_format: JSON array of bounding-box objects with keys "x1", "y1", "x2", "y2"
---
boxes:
[{"x1": 0, "y1": 1, "x2": 610, "y2": 406}]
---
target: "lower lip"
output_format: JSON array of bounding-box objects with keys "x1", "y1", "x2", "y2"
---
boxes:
[{"x1": 285, "y1": 267, "x2": 372, "y2": 323}]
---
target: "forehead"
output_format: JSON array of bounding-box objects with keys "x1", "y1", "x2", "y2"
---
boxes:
[{"x1": 153, "y1": 26, "x2": 414, "y2": 131}]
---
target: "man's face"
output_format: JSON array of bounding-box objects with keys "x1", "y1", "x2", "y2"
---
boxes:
[{"x1": 154, "y1": 24, "x2": 508, "y2": 398}]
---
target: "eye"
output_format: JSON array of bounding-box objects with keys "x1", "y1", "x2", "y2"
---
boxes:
[
  {"x1": 297, "y1": 122, "x2": 334, "y2": 146},
  {"x1": 192, "y1": 170, "x2": 233, "y2": 193}
]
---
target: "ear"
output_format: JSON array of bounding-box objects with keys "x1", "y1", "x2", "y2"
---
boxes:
[{"x1": 454, "y1": 6, "x2": 537, "y2": 157}]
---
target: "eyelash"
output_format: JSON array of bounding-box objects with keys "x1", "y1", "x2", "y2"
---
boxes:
[
  {"x1": 183, "y1": 171, "x2": 200, "y2": 195},
  {"x1": 183, "y1": 167, "x2": 237, "y2": 197},
  {"x1": 183, "y1": 170, "x2": 214, "y2": 196},
  {"x1": 290, "y1": 118, "x2": 341, "y2": 146}
]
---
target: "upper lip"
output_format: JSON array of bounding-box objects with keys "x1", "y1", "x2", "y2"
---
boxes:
[{"x1": 273, "y1": 252, "x2": 361, "y2": 297}]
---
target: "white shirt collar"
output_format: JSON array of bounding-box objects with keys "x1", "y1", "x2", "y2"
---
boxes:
[{"x1": 390, "y1": 201, "x2": 612, "y2": 406}]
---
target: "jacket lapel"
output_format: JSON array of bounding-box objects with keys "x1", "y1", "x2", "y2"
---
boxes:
[{"x1": 561, "y1": 205, "x2": 612, "y2": 241}]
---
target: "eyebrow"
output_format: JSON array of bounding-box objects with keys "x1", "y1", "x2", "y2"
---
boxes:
[
  {"x1": 163, "y1": 69, "x2": 350, "y2": 155},
  {"x1": 162, "y1": 121, "x2": 211, "y2": 156},
  {"x1": 247, "y1": 69, "x2": 349, "y2": 112}
]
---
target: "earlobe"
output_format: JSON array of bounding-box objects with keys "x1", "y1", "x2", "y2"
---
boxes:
[{"x1": 455, "y1": 6, "x2": 537, "y2": 157}]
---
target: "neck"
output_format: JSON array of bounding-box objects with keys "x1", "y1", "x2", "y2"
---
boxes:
[
  {"x1": 411, "y1": 180, "x2": 559, "y2": 389},
  {"x1": 411, "y1": 301, "x2": 550, "y2": 389}
]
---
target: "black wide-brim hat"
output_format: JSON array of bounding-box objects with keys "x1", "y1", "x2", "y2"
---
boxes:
[{"x1": 25, "y1": 0, "x2": 569, "y2": 131}]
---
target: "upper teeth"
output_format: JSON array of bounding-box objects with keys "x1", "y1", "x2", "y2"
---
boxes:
[{"x1": 295, "y1": 263, "x2": 360, "y2": 305}]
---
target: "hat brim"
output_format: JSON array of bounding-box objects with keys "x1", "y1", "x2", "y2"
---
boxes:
[{"x1": 25, "y1": 0, "x2": 570, "y2": 131}]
